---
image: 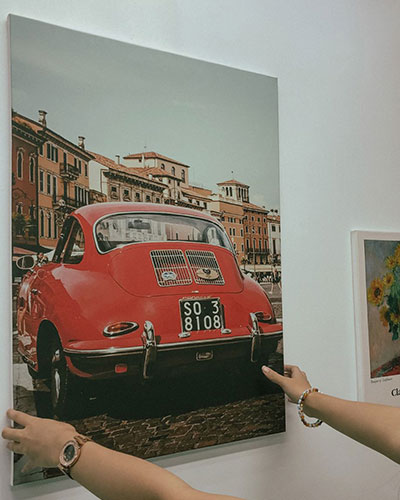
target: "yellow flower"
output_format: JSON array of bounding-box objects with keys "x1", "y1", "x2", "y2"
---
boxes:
[
  {"x1": 383, "y1": 273, "x2": 394, "y2": 288},
  {"x1": 367, "y1": 278, "x2": 384, "y2": 306},
  {"x1": 390, "y1": 312, "x2": 400, "y2": 324},
  {"x1": 379, "y1": 305, "x2": 389, "y2": 327},
  {"x1": 385, "y1": 255, "x2": 397, "y2": 270},
  {"x1": 394, "y1": 244, "x2": 400, "y2": 263}
]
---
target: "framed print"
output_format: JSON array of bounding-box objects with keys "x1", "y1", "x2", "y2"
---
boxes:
[
  {"x1": 352, "y1": 231, "x2": 400, "y2": 404},
  {"x1": 10, "y1": 15, "x2": 284, "y2": 485}
]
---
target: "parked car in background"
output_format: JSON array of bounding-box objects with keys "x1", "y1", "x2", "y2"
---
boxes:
[{"x1": 16, "y1": 203, "x2": 283, "y2": 417}]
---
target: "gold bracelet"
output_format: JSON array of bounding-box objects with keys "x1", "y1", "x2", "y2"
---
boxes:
[{"x1": 297, "y1": 387, "x2": 323, "y2": 428}]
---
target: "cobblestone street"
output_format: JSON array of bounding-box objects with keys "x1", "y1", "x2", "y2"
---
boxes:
[{"x1": 13, "y1": 287, "x2": 284, "y2": 484}]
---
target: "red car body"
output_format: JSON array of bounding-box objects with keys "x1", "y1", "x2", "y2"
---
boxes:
[{"x1": 17, "y1": 203, "x2": 282, "y2": 416}]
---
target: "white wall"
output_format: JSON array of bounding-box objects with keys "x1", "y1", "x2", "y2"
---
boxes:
[{"x1": 1, "y1": 1, "x2": 400, "y2": 499}]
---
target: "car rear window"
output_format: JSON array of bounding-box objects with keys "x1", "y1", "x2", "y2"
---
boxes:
[{"x1": 94, "y1": 213, "x2": 231, "y2": 253}]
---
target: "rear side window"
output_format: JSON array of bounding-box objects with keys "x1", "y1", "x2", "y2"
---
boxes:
[{"x1": 63, "y1": 221, "x2": 85, "y2": 264}]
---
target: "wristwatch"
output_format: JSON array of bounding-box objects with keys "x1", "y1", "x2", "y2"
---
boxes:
[{"x1": 58, "y1": 435, "x2": 92, "y2": 478}]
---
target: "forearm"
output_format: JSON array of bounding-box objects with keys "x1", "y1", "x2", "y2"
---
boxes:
[
  {"x1": 71, "y1": 442, "x2": 242, "y2": 500},
  {"x1": 304, "y1": 393, "x2": 400, "y2": 463}
]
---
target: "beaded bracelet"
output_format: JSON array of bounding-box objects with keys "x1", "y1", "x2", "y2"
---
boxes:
[{"x1": 297, "y1": 387, "x2": 323, "y2": 428}]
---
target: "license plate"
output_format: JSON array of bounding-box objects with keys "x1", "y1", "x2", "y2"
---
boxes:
[{"x1": 180, "y1": 298, "x2": 225, "y2": 332}]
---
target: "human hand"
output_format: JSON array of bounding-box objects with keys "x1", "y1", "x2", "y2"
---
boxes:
[
  {"x1": 2, "y1": 409, "x2": 77, "y2": 472},
  {"x1": 262, "y1": 364, "x2": 311, "y2": 403}
]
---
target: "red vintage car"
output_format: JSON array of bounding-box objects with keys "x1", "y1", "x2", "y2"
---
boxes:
[{"x1": 17, "y1": 203, "x2": 283, "y2": 417}]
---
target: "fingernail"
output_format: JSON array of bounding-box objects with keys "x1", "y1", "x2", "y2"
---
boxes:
[{"x1": 262, "y1": 365, "x2": 270, "y2": 373}]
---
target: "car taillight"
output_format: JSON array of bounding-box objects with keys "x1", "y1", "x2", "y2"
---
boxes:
[
  {"x1": 103, "y1": 322, "x2": 139, "y2": 337},
  {"x1": 115, "y1": 363, "x2": 128, "y2": 374}
]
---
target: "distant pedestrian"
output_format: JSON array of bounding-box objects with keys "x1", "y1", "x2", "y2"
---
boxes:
[{"x1": 36, "y1": 252, "x2": 49, "y2": 267}]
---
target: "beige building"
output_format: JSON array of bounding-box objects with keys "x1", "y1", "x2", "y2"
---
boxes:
[{"x1": 89, "y1": 152, "x2": 167, "y2": 204}]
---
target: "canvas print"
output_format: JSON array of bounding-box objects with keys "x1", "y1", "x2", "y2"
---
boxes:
[
  {"x1": 10, "y1": 15, "x2": 284, "y2": 485},
  {"x1": 352, "y1": 231, "x2": 400, "y2": 404}
]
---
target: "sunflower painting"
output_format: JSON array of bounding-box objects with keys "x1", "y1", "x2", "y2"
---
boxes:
[{"x1": 365, "y1": 240, "x2": 400, "y2": 378}]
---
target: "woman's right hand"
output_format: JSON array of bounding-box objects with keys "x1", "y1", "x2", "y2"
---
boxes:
[{"x1": 262, "y1": 364, "x2": 311, "y2": 403}]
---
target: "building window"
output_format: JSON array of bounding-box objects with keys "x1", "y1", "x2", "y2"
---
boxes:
[
  {"x1": 135, "y1": 192, "x2": 141, "y2": 202},
  {"x1": 161, "y1": 163, "x2": 165, "y2": 170},
  {"x1": 63, "y1": 151, "x2": 67, "y2": 165},
  {"x1": 47, "y1": 212, "x2": 52, "y2": 238},
  {"x1": 39, "y1": 170, "x2": 44, "y2": 192},
  {"x1": 245, "y1": 226, "x2": 248, "y2": 233},
  {"x1": 272, "y1": 225, "x2": 276, "y2": 232},
  {"x1": 204, "y1": 202, "x2": 207, "y2": 208},
  {"x1": 232, "y1": 228, "x2": 236, "y2": 236},
  {"x1": 258, "y1": 227, "x2": 261, "y2": 234},
  {"x1": 241, "y1": 244, "x2": 244, "y2": 252},
  {"x1": 54, "y1": 216, "x2": 58, "y2": 239},
  {"x1": 46, "y1": 143, "x2": 58, "y2": 162},
  {"x1": 181, "y1": 169, "x2": 185, "y2": 182},
  {"x1": 17, "y1": 150, "x2": 23, "y2": 179},
  {"x1": 110, "y1": 185, "x2": 118, "y2": 199},
  {"x1": 123, "y1": 188, "x2": 131, "y2": 201},
  {"x1": 78, "y1": 160, "x2": 82, "y2": 174},
  {"x1": 39, "y1": 143, "x2": 43, "y2": 156},
  {"x1": 251, "y1": 216, "x2": 254, "y2": 222},
  {"x1": 240, "y1": 229, "x2": 243, "y2": 237},
  {"x1": 28, "y1": 156, "x2": 35, "y2": 183},
  {"x1": 16, "y1": 203, "x2": 23, "y2": 215},
  {"x1": 53, "y1": 176, "x2": 57, "y2": 198},
  {"x1": 171, "y1": 166, "x2": 175, "y2": 176},
  {"x1": 84, "y1": 163, "x2": 88, "y2": 177},
  {"x1": 146, "y1": 195, "x2": 151, "y2": 202},
  {"x1": 156, "y1": 197, "x2": 160, "y2": 203},
  {"x1": 47, "y1": 173, "x2": 52, "y2": 195},
  {"x1": 40, "y1": 210, "x2": 44, "y2": 237}
]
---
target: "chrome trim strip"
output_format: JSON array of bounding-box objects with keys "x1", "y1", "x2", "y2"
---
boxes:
[{"x1": 63, "y1": 331, "x2": 283, "y2": 357}]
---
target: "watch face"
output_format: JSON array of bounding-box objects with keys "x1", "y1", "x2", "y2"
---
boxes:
[
  {"x1": 60, "y1": 440, "x2": 79, "y2": 467},
  {"x1": 63, "y1": 444, "x2": 76, "y2": 462}
]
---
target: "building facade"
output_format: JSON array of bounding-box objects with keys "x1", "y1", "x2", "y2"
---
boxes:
[
  {"x1": 12, "y1": 112, "x2": 45, "y2": 253},
  {"x1": 13, "y1": 111, "x2": 94, "y2": 250}
]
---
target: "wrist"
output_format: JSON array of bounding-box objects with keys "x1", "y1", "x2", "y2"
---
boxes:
[{"x1": 303, "y1": 391, "x2": 322, "y2": 418}]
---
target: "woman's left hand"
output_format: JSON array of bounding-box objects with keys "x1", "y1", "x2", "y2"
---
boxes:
[{"x1": 2, "y1": 409, "x2": 77, "y2": 472}]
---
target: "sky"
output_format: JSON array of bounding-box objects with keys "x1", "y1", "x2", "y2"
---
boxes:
[{"x1": 10, "y1": 15, "x2": 280, "y2": 209}]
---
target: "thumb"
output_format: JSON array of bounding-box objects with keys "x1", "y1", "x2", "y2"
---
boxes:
[{"x1": 262, "y1": 366, "x2": 285, "y2": 386}]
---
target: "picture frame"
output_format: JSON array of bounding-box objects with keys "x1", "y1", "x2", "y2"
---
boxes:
[{"x1": 351, "y1": 231, "x2": 400, "y2": 405}]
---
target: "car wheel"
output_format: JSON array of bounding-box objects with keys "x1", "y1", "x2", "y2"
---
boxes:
[{"x1": 48, "y1": 336, "x2": 79, "y2": 419}]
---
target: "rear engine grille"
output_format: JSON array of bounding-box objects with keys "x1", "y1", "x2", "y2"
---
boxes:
[
  {"x1": 150, "y1": 249, "x2": 192, "y2": 287},
  {"x1": 186, "y1": 250, "x2": 225, "y2": 285}
]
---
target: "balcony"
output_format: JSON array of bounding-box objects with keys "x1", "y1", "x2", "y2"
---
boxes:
[
  {"x1": 52, "y1": 195, "x2": 85, "y2": 210},
  {"x1": 60, "y1": 162, "x2": 80, "y2": 181}
]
